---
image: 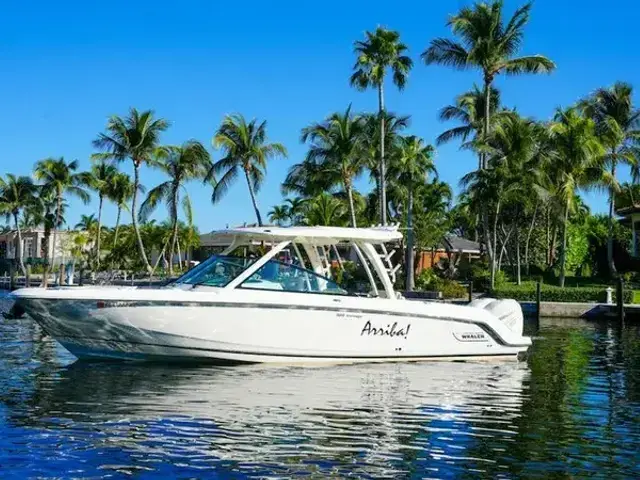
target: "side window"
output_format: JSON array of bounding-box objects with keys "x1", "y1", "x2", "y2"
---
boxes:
[{"x1": 239, "y1": 260, "x2": 348, "y2": 295}]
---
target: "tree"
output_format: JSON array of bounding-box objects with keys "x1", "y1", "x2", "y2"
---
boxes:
[
  {"x1": 140, "y1": 140, "x2": 212, "y2": 274},
  {"x1": 0, "y1": 175, "x2": 38, "y2": 275},
  {"x1": 268, "y1": 205, "x2": 290, "y2": 226},
  {"x1": 547, "y1": 108, "x2": 606, "y2": 287},
  {"x1": 75, "y1": 213, "x2": 98, "y2": 231},
  {"x1": 301, "y1": 105, "x2": 366, "y2": 227},
  {"x1": 34, "y1": 157, "x2": 90, "y2": 272},
  {"x1": 387, "y1": 136, "x2": 437, "y2": 290},
  {"x1": 208, "y1": 114, "x2": 287, "y2": 226},
  {"x1": 423, "y1": 0, "x2": 555, "y2": 279},
  {"x1": 85, "y1": 161, "x2": 118, "y2": 269},
  {"x1": 106, "y1": 172, "x2": 139, "y2": 254},
  {"x1": 579, "y1": 82, "x2": 640, "y2": 277},
  {"x1": 92, "y1": 108, "x2": 169, "y2": 274},
  {"x1": 351, "y1": 27, "x2": 413, "y2": 225},
  {"x1": 303, "y1": 193, "x2": 348, "y2": 227}
]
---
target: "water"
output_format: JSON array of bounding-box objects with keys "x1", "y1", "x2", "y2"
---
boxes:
[{"x1": 1, "y1": 292, "x2": 640, "y2": 479}]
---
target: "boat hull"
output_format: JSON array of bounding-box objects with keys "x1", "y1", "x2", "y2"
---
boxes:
[{"x1": 12, "y1": 288, "x2": 531, "y2": 364}]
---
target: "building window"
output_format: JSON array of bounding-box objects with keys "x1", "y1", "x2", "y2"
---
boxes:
[
  {"x1": 0, "y1": 241, "x2": 6, "y2": 259},
  {"x1": 25, "y1": 238, "x2": 34, "y2": 259}
]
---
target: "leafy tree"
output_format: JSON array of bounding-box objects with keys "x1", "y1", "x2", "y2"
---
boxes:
[
  {"x1": 0, "y1": 175, "x2": 38, "y2": 274},
  {"x1": 386, "y1": 136, "x2": 437, "y2": 290},
  {"x1": 351, "y1": 27, "x2": 412, "y2": 224},
  {"x1": 84, "y1": 161, "x2": 118, "y2": 269},
  {"x1": 579, "y1": 82, "x2": 640, "y2": 276},
  {"x1": 92, "y1": 108, "x2": 169, "y2": 273},
  {"x1": 303, "y1": 194, "x2": 348, "y2": 227},
  {"x1": 268, "y1": 205, "x2": 290, "y2": 226},
  {"x1": 34, "y1": 157, "x2": 90, "y2": 271},
  {"x1": 300, "y1": 105, "x2": 365, "y2": 227},
  {"x1": 208, "y1": 114, "x2": 287, "y2": 226},
  {"x1": 140, "y1": 140, "x2": 212, "y2": 275}
]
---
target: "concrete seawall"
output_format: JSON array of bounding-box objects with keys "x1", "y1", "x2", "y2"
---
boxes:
[{"x1": 521, "y1": 301, "x2": 640, "y2": 319}]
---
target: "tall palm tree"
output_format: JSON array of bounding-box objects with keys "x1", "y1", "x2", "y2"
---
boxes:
[
  {"x1": 0, "y1": 175, "x2": 38, "y2": 275},
  {"x1": 351, "y1": 27, "x2": 413, "y2": 225},
  {"x1": 208, "y1": 114, "x2": 287, "y2": 226},
  {"x1": 85, "y1": 161, "x2": 118, "y2": 269},
  {"x1": 285, "y1": 197, "x2": 307, "y2": 226},
  {"x1": 34, "y1": 157, "x2": 90, "y2": 270},
  {"x1": 579, "y1": 82, "x2": 640, "y2": 277},
  {"x1": 301, "y1": 105, "x2": 366, "y2": 227},
  {"x1": 139, "y1": 140, "x2": 212, "y2": 275},
  {"x1": 92, "y1": 108, "x2": 169, "y2": 274},
  {"x1": 268, "y1": 205, "x2": 290, "y2": 226},
  {"x1": 361, "y1": 112, "x2": 410, "y2": 211},
  {"x1": 423, "y1": 0, "x2": 554, "y2": 279},
  {"x1": 547, "y1": 108, "x2": 607, "y2": 287},
  {"x1": 423, "y1": 1, "x2": 555, "y2": 169},
  {"x1": 387, "y1": 136, "x2": 437, "y2": 290},
  {"x1": 106, "y1": 172, "x2": 138, "y2": 252},
  {"x1": 282, "y1": 160, "x2": 335, "y2": 199}
]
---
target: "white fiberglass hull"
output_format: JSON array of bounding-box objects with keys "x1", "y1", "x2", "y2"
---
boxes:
[{"x1": 11, "y1": 286, "x2": 531, "y2": 363}]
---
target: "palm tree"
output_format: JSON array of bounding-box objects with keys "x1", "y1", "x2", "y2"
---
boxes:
[
  {"x1": 303, "y1": 193, "x2": 348, "y2": 226},
  {"x1": 423, "y1": 0, "x2": 554, "y2": 280},
  {"x1": 0, "y1": 175, "x2": 38, "y2": 275},
  {"x1": 208, "y1": 114, "x2": 287, "y2": 226},
  {"x1": 351, "y1": 27, "x2": 413, "y2": 225},
  {"x1": 85, "y1": 161, "x2": 118, "y2": 269},
  {"x1": 579, "y1": 82, "x2": 640, "y2": 277},
  {"x1": 268, "y1": 205, "x2": 290, "y2": 226},
  {"x1": 423, "y1": 1, "x2": 555, "y2": 169},
  {"x1": 285, "y1": 197, "x2": 307, "y2": 225},
  {"x1": 106, "y1": 172, "x2": 138, "y2": 252},
  {"x1": 301, "y1": 106, "x2": 366, "y2": 227},
  {"x1": 282, "y1": 160, "x2": 335, "y2": 199},
  {"x1": 387, "y1": 136, "x2": 437, "y2": 290},
  {"x1": 75, "y1": 213, "x2": 98, "y2": 232},
  {"x1": 92, "y1": 108, "x2": 169, "y2": 274},
  {"x1": 437, "y1": 85, "x2": 505, "y2": 169},
  {"x1": 139, "y1": 140, "x2": 212, "y2": 275},
  {"x1": 34, "y1": 157, "x2": 90, "y2": 270},
  {"x1": 547, "y1": 108, "x2": 606, "y2": 287}
]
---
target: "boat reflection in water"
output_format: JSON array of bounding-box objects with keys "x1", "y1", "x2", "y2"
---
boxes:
[{"x1": 15, "y1": 360, "x2": 528, "y2": 478}]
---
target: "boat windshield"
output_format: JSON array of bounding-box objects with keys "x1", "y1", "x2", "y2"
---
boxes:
[{"x1": 172, "y1": 255, "x2": 256, "y2": 287}]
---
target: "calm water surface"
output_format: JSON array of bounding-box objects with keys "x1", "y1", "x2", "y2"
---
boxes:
[{"x1": 1, "y1": 291, "x2": 640, "y2": 479}]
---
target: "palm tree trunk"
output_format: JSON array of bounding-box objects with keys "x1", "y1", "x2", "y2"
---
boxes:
[
  {"x1": 483, "y1": 79, "x2": 491, "y2": 170},
  {"x1": 345, "y1": 179, "x2": 358, "y2": 228},
  {"x1": 13, "y1": 212, "x2": 26, "y2": 276},
  {"x1": 96, "y1": 195, "x2": 103, "y2": 270},
  {"x1": 244, "y1": 169, "x2": 263, "y2": 226},
  {"x1": 515, "y1": 221, "x2": 522, "y2": 286},
  {"x1": 490, "y1": 198, "x2": 501, "y2": 289},
  {"x1": 51, "y1": 190, "x2": 62, "y2": 270},
  {"x1": 559, "y1": 202, "x2": 570, "y2": 288},
  {"x1": 607, "y1": 160, "x2": 618, "y2": 278},
  {"x1": 525, "y1": 201, "x2": 539, "y2": 277},
  {"x1": 405, "y1": 186, "x2": 415, "y2": 291},
  {"x1": 378, "y1": 83, "x2": 387, "y2": 225},
  {"x1": 113, "y1": 207, "x2": 122, "y2": 250},
  {"x1": 42, "y1": 227, "x2": 51, "y2": 288},
  {"x1": 168, "y1": 186, "x2": 180, "y2": 276},
  {"x1": 131, "y1": 163, "x2": 152, "y2": 273}
]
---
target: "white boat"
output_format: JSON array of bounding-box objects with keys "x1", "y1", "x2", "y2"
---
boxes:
[{"x1": 10, "y1": 225, "x2": 531, "y2": 363}]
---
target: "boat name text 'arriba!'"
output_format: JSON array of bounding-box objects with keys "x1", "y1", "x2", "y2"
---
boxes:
[{"x1": 360, "y1": 321, "x2": 411, "y2": 339}]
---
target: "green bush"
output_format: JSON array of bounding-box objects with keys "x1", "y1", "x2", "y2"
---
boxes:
[
  {"x1": 415, "y1": 269, "x2": 467, "y2": 299},
  {"x1": 470, "y1": 264, "x2": 505, "y2": 291},
  {"x1": 492, "y1": 282, "x2": 633, "y2": 303}
]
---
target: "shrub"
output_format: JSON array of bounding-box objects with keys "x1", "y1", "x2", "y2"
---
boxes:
[
  {"x1": 470, "y1": 264, "x2": 506, "y2": 291},
  {"x1": 492, "y1": 282, "x2": 633, "y2": 303},
  {"x1": 415, "y1": 268, "x2": 438, "y2": 291},
  {"x1": 415, "y1": 269, "x2": 467, "y2": 299}
]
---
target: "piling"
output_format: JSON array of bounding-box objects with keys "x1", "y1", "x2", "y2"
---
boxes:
[
  {"x1": 617, "y1": 277, "x2": 625, "y2": 324},
  {"x1": 535, "y1": 281, "x2": 541, "y2": 329},
  {"x1": 25, "y1": 265, "x2": 31, "y2": 287},
  {"x1": 9, "y1": 264, "x2": 16, "y2": 291},
  {"x1": 78, "y1": 267, "x2": 84, "y2": 286},
  {"x1": 58, "y1": 264, "x2": 64, "y2": 286},
  {"x1": 467, "y1": 282, "x2": 473, "y2": 303}
]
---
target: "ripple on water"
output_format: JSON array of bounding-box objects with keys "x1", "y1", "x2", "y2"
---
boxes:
[{"x1": 1, "y1": 293, "x2": 640, "y2": 478}]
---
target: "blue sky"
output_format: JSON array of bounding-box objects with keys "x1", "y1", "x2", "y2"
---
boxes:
[{"x1": 1, "y1": 0, "x2": 639, "y2": 233}]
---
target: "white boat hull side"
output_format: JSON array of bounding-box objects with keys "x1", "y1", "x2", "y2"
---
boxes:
[{"x1": 14, "y1": 289, "x2": 530, "y2": 363}]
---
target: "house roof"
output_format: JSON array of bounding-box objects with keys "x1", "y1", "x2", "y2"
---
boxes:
[{"x1": 441, "y1": 234, "x2": 481, "y2": 253}]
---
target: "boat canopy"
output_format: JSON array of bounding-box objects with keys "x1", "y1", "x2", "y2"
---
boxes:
[{"x1": 207, "y1": 226, "x2": 403, "y2": 245}]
